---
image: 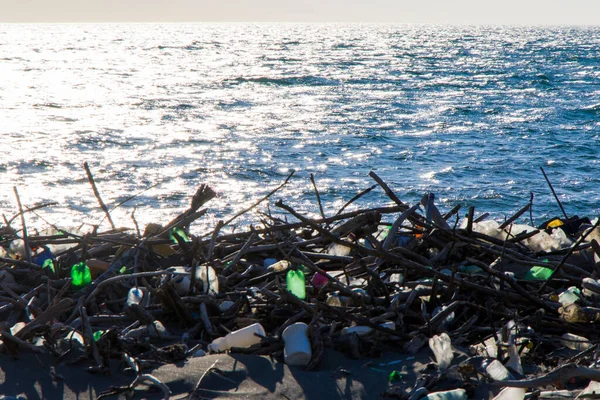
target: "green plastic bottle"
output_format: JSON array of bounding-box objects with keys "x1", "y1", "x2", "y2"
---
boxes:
[
  {"x1": 42, "y1": 259, "x2": 55, "y2": 274},
  {"x1": 286, "y1": 269, "x2": 306, "y2": 300},
  {"x1": 169, "y1": 227, "x2": 191, "y2": 244},
  {"x1": 71, "y1": 262, "x2": 92, "y2": 288}
]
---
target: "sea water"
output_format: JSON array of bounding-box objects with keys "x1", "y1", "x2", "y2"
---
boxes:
[{"x1": 1, "y1": 23, "x2": 599, "y2": 234}]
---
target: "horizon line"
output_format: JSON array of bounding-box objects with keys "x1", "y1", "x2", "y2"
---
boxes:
[{"x1": 1, "y1": 20, "x2": 599, "y2": 27}]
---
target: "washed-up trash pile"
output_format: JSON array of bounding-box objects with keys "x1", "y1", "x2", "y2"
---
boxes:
[{"x1": 2, "y1": 169, "x2": 600, "y2": 400}]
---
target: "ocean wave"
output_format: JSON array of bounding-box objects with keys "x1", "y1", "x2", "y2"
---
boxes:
[{"x1": 225, "y1": 76, "x2": 338, "y2": 86}]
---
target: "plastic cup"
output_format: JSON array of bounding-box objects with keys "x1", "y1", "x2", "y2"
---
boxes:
[{"x1": 282, "y1": 322, "x2": 312, "y2": 366}]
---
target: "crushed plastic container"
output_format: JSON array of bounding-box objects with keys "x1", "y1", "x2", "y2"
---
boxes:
[
  {"x1": 327, "y1": 237, "x2": 353, "y2": 256},
  {"x1": 286, "y1": 269, "x2": 306, "y2": 299},
  {"x1": 71, "y1": 262, "x2": 92, "y2": 288},
  {"x1": 523, "y1": 264, "x2": 554, "y2": 281},
  {"x1": 311, "y1": 272, "x2": 328, "y2": 288},
  {"x1": 484, "y1": 359, "x2": 513, "y2": 381},
  {"x1": 558, "y1": 287, "x2": 581, "y2": 306},
  {"x1": 429, "y1": 332, "x2": 453, "y2": 371}
]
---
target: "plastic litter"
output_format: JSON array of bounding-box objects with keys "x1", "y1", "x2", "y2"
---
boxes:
[
  {"x1": 71, "y1": 262, "x2": 92, "y2": 288},
  {"x1": 208, "y1": 323, "x2": 265, "y2": 353},
  {"x1": 422, "y1": 389, "x2": 467, "y2": 400},
  {"x1": 561, "y1": 333, "x2": 592, "y2": 351},
  {"x1": 429, "y1": 332, "x2": 453, "y2": 371},
  {"x1": 286, "y1": 269, "x2": 306, "y2": 299},
  {"x1": 282, "y1": 322, "x2": 312, "y2": 366}
]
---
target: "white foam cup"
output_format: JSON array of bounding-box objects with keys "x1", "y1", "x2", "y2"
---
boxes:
[{"x1": 282, "y1": 322, "x2": 312, "y2": 366}]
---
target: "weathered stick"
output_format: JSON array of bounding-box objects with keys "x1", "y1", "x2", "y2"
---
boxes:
[
  {"x1": 84, "y1": 162, "x2": 116, "y2": 230},
  {"x1": 368, "y1": 170, "x2": 407, "y2": 209},
  {"x1": 491, "y1": 363, "x2": 600, "y2": 388},
  {"x1": 335, "y1": 184, "x2": 377, "y2": 216},
  {"x1": 13, "y1": 186, "x2": 32, "y2": 264},
  {"x1": 310, "y1": 173, "x2": 326, "y2": 220}
]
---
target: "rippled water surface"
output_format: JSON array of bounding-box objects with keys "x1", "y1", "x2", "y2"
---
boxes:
[{"x1": 1, "y1": 23, "x2": 600, "y2": 233}]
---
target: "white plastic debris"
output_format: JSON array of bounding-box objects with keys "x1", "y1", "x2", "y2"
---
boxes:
[
  {"x1": 485, "y1": 359, "x2": 512, "y2": 381},
  {"x1": 341, "y1": 321, "x2": 395, "y2": 336},
  {"x1": 282, "y1": 322, "x2": 312, "y2": 366},
  {"x1": 492, "y1": 387, "x2": 526, "y2": 400},
  {"x1": 576, "y1": 381, "x2": 600, "y2": 399},
  {"x1": 467, "y1": 220, "x2": 505, "y2": 241},
  {"x1": 199, "y1": 265, "x2": 219, "y2": 295},
  {"x1": 126, "y1": 286, "x2": 150, "y2": 308},
  {"x1": 558, "y1": 287, "x2": 580, "y2": 306},
  {"x1": 485, "y1": 336, "x2": 499, "y2": 358},
  {"x1": 429, "y1": 332, "x2": 454, "y2": 371},
  {"x1": 208, "y1": 323, "x2": 265, "y2": 352},
  {"x1": 148, "y1": 321, "x2": 168, "y2": 338},
  {"x1": 422, "y1": 389, "x2": 467, "y2": 400},
  {"x1": 266, "y1": 260, "x2": 291, "y2": 272},
  {"x1": 561, "y1": 333, "x2": 592, "y2": 351}
]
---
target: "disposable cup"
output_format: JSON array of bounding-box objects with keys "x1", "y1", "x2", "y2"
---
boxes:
[{"x1": 282, "y1": 322, "x2": 312, "y2": 366}]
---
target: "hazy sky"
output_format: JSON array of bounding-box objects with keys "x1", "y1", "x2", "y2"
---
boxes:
[{"x1": 2, "y1": 0, "x2": 599, "y2": 25}]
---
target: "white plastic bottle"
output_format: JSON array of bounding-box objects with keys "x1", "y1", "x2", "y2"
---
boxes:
[{"x1": 208, "y1": 323, "x2": 265, "y2": 352}]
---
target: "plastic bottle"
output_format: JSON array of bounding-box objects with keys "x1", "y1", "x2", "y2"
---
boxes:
[
  {"x1": 169, "y1": 227, "x2": 190, "y2": 243},
  {"x1": 9, "y1": 239, "x2": 26, "y2": 260},
  {"x1": 199, "y1": 265, "x2": 219, "y2": 295},
  {"x1": 267, "y1": 260, "x2": 291, "y2": 272},
  {"x1": 341, "y1": 321, "x2": 395, "y2": 336},
  {"x1": 286, "y1": 269, "x2": 306, "y2": 299},
  {"x1": 126, "y1": 287, "x2": 150, "y2": 307},
  {"x1": 561, "y1": 333, "x2": 592, "y2": 351},
  {"x1": 170, "y1": 266, "x2": 190, "y2": 295},
  {"x1": 208, "y1": 323, "x2": 265, "y2": 352},
  {"x1": 71, "y1": 262, "x2": 92, "y2": 288},
  {"x1": 282, "y1": 322, "x2": 312, "y2": 366}
]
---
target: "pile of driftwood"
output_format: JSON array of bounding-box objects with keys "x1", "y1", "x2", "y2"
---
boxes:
[{"x1": 2, "y1": 168, "x2": 600, "y2": 400}]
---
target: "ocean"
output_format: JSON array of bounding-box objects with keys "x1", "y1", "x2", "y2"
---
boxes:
[{"x1": 1, "y1": 23, "x2": 599, "y2": 234}]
